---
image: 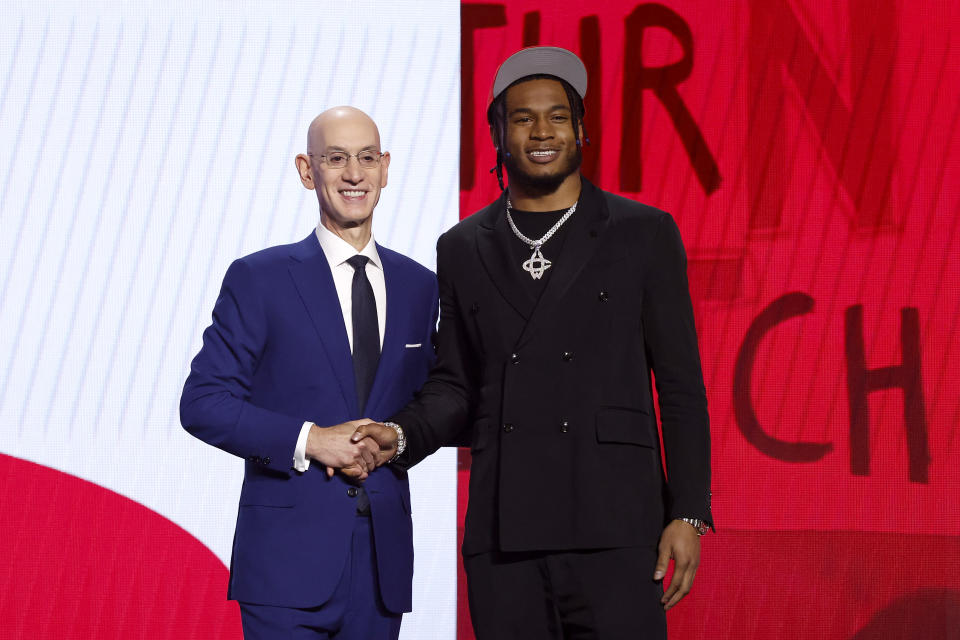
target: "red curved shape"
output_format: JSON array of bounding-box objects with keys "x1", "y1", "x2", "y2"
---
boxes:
[{"x1": 0, "y1": 453, "x2": 242, "y2": 639}]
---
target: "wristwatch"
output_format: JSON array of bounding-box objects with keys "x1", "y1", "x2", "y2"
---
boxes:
[
  {"x1": 678, "y1": 517, "x2": 708, "y2": 536},
  {"x1": 382, "y1": 421, "x2": 406, "y2": 462}
]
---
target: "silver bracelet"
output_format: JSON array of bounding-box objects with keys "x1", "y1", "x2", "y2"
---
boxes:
[
  {"x1": 678, "y1": 517, "x2": 708, "y2": 536},
  {"x1": 382, "y1": 421, "x2": 406, "y2": 463}
]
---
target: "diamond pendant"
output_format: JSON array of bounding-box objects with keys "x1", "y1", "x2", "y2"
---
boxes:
[{"x1": 522, "y1": 245, "x2": 552, "y2": 280}]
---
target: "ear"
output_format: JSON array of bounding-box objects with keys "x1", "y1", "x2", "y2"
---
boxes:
[
  {"x1": 295, "y1": 153, "x2": 314, "y2": 190},
  {"x1": 489, "y1": 125, "x2": 498, "y2": 149}
]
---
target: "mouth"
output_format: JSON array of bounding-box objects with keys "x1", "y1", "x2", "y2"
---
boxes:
[
  {"x1": 526, "y1": 148, "x2": 559, "y2": 164},
  {"x1": 339, "y1": 189, "x2": 369, "y2": 201}
]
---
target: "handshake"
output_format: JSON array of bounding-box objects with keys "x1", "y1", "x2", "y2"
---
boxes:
[{"x1": 306, "y1": 419, "x2": 400, "y2": 481}]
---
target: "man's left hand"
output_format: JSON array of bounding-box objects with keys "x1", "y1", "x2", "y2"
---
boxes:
[{"x1": 654, "y1": 519, "x2": 701, "y2": 610}]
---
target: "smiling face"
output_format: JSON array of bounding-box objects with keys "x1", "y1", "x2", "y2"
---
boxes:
[
  {"x1": 296, "y1": 107, "x2": 390, "y2": 236},
  {"x1": 501, "y1": 77, "x2": 582, "y2": 197}
]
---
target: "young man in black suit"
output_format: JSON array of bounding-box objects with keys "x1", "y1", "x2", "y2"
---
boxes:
[{"x1": 353, "y1": 47, "x2": 713, "y2": 639}]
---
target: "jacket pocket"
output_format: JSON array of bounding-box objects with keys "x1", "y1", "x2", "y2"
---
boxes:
[{"x1": 595, "y1": 407, "x2": 655, "y2": 448}]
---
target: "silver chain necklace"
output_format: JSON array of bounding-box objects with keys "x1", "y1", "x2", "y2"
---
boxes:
[{"x1": 505, "y1": 198, "x2": 578, "y2": 280}]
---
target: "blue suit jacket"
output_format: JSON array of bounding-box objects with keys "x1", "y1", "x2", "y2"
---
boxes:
[{"x1": 180, "y1": 232, "x2": 438, "y2": 612}]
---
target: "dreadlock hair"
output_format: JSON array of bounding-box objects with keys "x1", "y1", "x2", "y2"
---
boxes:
[{"x1": 487, "y1": 74, "x2": 589, "y2": 191}]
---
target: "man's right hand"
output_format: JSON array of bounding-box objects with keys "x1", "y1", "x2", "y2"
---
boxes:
[
  {"x1": 350, "y1": 422, "x2": 399, "y2": 466},
  {"x1": 306, "y1": 420, "x2": 378, "y2": 479}
]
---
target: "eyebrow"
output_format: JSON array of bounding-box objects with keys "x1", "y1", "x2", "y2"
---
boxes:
[
  {"x1": 324, "y1": 145, "x2": 380, "y2": 152},
  {"x1": 508, "y1": 105, "x2": 571, "y2": 116}
]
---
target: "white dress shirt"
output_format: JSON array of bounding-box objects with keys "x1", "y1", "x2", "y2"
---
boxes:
[{"x1": 292, "y1": 222, "x2": 387, "y2": 471}]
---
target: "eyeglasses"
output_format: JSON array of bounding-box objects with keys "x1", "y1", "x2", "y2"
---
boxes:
[{"x1": 309, "y1": 150, "x2": 384, "y2": 169}]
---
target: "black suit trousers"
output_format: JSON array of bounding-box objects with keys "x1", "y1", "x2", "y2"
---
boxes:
[{"x1": 464, "y1": 546, "x2": 667, "y2": 640}]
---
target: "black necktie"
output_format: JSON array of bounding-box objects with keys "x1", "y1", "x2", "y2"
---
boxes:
[
  {"x1": 346, "y1": 255, "x2": 380, "y2": 414},
  {"x1": 346, "y1": 255, "x2": 378, "y2": 516}
]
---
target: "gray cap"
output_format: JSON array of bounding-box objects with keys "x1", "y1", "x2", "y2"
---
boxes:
[{"x1": 491, "y1": 46, "x2": 588, "y2": 101}]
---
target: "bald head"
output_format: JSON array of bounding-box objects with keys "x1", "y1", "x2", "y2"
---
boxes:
[
  {"x1": 307, "y1": 106, "x2": 381, "y2": 155},
  {"x1": 295, "y1": 105, "x2": 391, "y2": 250}
]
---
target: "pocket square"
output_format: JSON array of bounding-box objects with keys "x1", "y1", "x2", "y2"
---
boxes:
[{"x1": 404, "y1": 343, "x2": 422, "y2": 348}]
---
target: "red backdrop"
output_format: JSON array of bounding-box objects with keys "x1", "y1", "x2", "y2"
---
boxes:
[
  {"x1": 457, "y1": 1, "x2": 960, "y2": 638},
  {"x1": 0, "y1": 454, "x2": 242, "y2": 638}
]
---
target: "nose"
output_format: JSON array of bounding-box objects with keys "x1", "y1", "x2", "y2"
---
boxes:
[
  {"x1": 341, "y1": 155, "x2": 364, "y2": 182},
  {"x1": 531, "y1": 116, "x2": 553, "y2": 140}
]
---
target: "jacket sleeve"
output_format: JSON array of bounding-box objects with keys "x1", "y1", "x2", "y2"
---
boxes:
[
  {"x1": 641, "y1": 213, "x2": 714, "y2": 529},
  {"x1": 180, "y1": 258, "x2": 304, "y2": 472},
  {"x1": 391, "y1": 232, "x2": 477, "y2": 467}
]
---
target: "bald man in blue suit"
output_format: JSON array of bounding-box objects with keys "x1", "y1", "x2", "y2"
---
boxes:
[{"x1": 181, "y1": 107, "x2": 437, "y2": 639}]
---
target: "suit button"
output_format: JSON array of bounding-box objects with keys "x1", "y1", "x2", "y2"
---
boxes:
[
  {"x1": 598, "y1": 290, "x2": 609, "y2": 302},
  {"x1": 510, "y1": 353, "x2": 520, "y2": 365},
  {"x1": 561, "y1": 351, "x2": 573, "y2": 362},
  {"x1": 347, "y1": 487, "x2": 359, "y2": 498},
  {"x1": 471, "y1": 302, "x2": 480, "y2": 314},
  {"x1": 560, "y1": 420, "x2": 570, "y2": 433},
  {"x1": 262, "y1": 457, "x2": 271, "y2": 465},
  {"x1": 502, "y1": 423, "x2": 515, "y2": 433}
]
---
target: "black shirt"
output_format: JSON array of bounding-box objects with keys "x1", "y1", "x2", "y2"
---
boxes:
[{"x1": 507, "y1": 197, "x2": 586, "y2": 298}]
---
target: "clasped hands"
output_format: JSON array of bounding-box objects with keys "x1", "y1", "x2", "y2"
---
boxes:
[{"x1": 305, "y1": 419, "x2": 398, "y2": 481}]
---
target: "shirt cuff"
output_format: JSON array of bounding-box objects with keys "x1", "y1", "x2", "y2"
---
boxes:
[{"x1": 293, "y1": 421, "x2": 313, "y2": 472}]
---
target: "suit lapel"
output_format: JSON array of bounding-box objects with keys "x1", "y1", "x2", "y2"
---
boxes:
[
  {"x1": 515, "y1": 179, "x2": 610, "y2": 349},
  {"x1": 288, "y1": 234, "x2": 358, "y2": 416},
  {"x1": 364, "y1": 247, "x2": 402, "y2": 419},
  {"x1": 476, "y1": 193, "x2": 537, "y2": 320}
]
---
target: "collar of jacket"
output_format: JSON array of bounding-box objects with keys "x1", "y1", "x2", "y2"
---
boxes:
[{"x1": 474, "y1": 176, "x2": 611, "y2": 349}]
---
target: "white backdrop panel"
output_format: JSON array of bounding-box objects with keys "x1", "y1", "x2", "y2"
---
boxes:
[{"x1": 0, "y1": 1, "x2": 460, "y2": 637}]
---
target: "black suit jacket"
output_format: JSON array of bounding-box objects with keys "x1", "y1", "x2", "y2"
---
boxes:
[{"x1": 394, "y1": 178, "x2": 712, "y2": 555}]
